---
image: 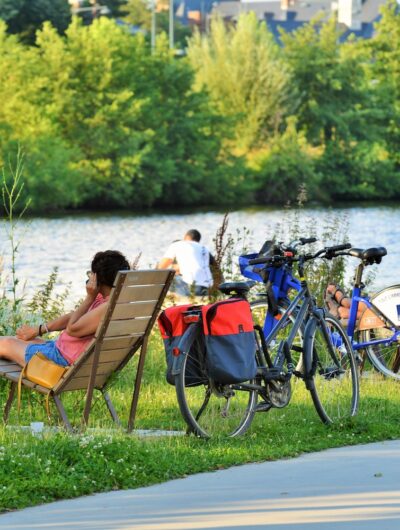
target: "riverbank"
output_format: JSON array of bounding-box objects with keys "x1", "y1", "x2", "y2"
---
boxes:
[{"x1": 1, "y1": 334, "x2": 400, "y2": 513}]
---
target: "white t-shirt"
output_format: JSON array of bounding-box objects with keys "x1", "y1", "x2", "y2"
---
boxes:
[{"x1": 164, "y1": 240, "x2": 213, "y2": 288}]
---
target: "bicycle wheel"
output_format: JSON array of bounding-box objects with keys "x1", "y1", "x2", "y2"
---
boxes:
[
  {"x1": 250, "y1": 300, "x2": 304, "y2": 374},
  {"x1": 361, "y1": 327, "x2": 400, "y2": 380},
  {"x1": 175, "y1": 330, "x2": 257, "y2": 438},
  {"x1": 305, "y1": 314, "x2": 359, "y2": 424}
]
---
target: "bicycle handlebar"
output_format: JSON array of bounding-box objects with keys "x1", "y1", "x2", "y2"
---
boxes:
[
  {"x1": 248, "y1": 242, "x2": 352, "y2": 266},
  {"x1": 248, "y1": 255, "x2": 282, "y2": 265},
  {"x1": 299, "y1": 237, "x2": 318, "y2": 245}
]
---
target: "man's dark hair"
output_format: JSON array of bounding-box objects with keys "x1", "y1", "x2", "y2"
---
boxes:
[
  {"x1": 91, "y1": 250, "x2": 130, "y2": 287},
  {"x1": 185, "y1": 229, "x2": 201, "y2": 242}
]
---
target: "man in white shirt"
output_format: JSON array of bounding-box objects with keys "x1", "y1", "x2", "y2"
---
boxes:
[{"x1": 157, "y1": 229, "x2": 214, "y2": 296}]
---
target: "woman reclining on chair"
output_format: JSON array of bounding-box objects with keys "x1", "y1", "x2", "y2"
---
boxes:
[{"x1": 0, "y1": 250, "x2": 130, "y2": 367}]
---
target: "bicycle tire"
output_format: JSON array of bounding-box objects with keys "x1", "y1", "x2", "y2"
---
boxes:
[
  {"x1": 250, "y1": 300, "x2": 304, "y2": 374},
  {"x1": 361, "y1": 327, "x2": 400, "y2": 380},
  {"x1": 175, "y1": 325, "x2": 257, "y2": 439},
  {"x1": 304, "y1": 314, "x2": 359, "y2": 424}
]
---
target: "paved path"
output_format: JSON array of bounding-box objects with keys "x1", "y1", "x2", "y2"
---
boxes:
[{"x1": 1, "y1": 440, "x2": 400, "y2": 530}]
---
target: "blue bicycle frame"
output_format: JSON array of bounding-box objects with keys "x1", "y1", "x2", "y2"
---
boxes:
[{"x1": 239, "y1": 253, "x2": 301, "y2": 338}]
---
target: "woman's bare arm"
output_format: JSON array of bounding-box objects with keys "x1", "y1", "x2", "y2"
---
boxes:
[
  {"x1": 65, "y1": 272, "x2": 107, "y2": 337},
  {"x1": 16, "y1": 313, "x2": 72, "y2": 341},
  {"x1": 66, "y1": 301, "x2": 107, "y2": 337}
]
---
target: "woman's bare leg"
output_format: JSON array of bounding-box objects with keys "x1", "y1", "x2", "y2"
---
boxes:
[{"x1": 0, "y1": 337, "x2": 44, "y2": 367}]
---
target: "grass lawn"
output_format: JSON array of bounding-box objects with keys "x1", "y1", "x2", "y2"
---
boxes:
[{"x1": 1, "y1": 330, "x2": 399, "y2": 513}]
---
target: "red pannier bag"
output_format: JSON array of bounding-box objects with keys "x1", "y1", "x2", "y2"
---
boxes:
[
  {"x1": 158, "y1": 304, "x2": 205, "y2": 386},
  {"x1": 202, "y1": 299, "x2": 258, "y2": 384}
]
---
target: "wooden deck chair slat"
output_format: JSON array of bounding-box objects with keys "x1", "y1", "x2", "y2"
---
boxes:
[
  {"x1": 72, "y1": 348, "x2": 135, "y2": 376},
  {"x1": 97, "y1": 348, "x2": 134, "y2": 361},
  {"x1": 101, "y1": 336, "x2": 140, "y2": 350},
  {"x1": 111, "y1": 301, "x2": 158, "y2": 320},
  {"x1": 104, "y1": 318, "x2": 150, "y2": 337},
  {"x1": 122, "y1": 270, "x2": 171, "y2": 286},
  {"x1": 80, "y1": 348, "x2": 132, "y2": 366},
  {"x1": 61, "y1": 374, "x2": 109, "y2": 392},
  {"x1": 66, "y1": 360, "x2": 122, "y2": 378},
  {"x1": 118, "y1": 285, "x2": 165, "y2": 303},
  {"x1": 0, "y1": 363, "x2": 21, "y2": 375}
]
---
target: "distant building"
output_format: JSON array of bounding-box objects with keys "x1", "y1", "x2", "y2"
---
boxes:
[{"x1": 175, "y1": 0, "x2": 387, "y2": 39}]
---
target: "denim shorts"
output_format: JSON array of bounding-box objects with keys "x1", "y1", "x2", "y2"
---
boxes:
[{"x1": 25, "y1": 340, "x2": 69, "y2": 367}]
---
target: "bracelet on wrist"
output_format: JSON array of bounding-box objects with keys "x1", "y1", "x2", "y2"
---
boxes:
[{"x1": 39, "y1": 323, "x2": 49, "y2": 336}]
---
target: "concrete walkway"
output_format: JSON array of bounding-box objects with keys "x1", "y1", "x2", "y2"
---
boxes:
[{"x1": 1, "y1": 440, "x2": 400, "y2": 530}]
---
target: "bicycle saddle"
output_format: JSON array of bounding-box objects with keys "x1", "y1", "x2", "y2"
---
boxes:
[
  {"x1": 349, "y1": 247, "x2": 387, "y2": 264},
  {"x1": 218, "y1": 281, "x2": 255, "y2": 296}
]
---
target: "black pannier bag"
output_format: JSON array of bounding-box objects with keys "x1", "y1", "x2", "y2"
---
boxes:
[
  {"x1": 202, "y1": 299, "x2": 258, "y2": 384},
  {"x1": 158, "y1": 304, "x2": 206, "y2": 386}
]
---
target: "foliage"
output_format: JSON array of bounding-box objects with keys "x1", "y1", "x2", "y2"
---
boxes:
[
  {"x1": 0, "y1": 9, "x2": 399, "y2": 209},
  {"x1": 0, "y1": 18, "x2": 241, "y2": 210},
  {"x1": 27, "y1": 269, "x2": 70, "y2": 324},
  {"x1": 187, "y1": 13, "x2": 293, "y2": 152},
  {"x1": 249, "y1": 119, "x2": 320, "y2": 204},
  {"x1": 0, "y1": 0, "x2": 71, "y2": 44},
  {"x1": 364, "y1": 0, "x2": 400, "y2": 168},
  {"x1": 124, "y1": 0, "x2": 151, "y2": 29}
]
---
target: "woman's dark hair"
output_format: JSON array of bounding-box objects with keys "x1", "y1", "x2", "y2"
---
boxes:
[{"x1": 91, "y1": 250, "x2": 130, "y2": 287}]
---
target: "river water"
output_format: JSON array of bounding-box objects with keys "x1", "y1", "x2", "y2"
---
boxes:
[{"x1": 0, "y1": 205, "x2": 399, "y2": 306}]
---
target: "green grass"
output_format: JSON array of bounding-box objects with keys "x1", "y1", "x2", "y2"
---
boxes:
[{"x1": 1, "y1": 331, "x2": 400, "y2": 513}]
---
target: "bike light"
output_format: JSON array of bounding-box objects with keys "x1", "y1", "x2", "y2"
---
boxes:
[
  {"x1": 172, "y1": 347, "x2": 181, "y2": 357},
  {"x1": 284, "y1": 251, "x2": 294, "y2": 257}
]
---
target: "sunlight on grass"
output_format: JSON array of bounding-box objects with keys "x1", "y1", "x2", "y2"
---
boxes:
[{"x1": 0, "y1": 337, "x2": 400, "y2": 512}]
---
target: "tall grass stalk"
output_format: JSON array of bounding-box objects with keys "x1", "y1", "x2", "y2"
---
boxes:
[{"x1": 1, "y1": 148, "x2": 31, "y2": 330}]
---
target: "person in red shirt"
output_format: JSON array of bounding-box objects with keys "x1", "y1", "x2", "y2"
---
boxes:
[{"x1": 0, "y1": 250, "x2": 130, "y2": 367}]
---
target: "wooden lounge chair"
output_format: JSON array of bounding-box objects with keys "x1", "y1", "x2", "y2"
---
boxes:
[{"x1": 0, "y1": 269, "x2": 174, "y2": 432}]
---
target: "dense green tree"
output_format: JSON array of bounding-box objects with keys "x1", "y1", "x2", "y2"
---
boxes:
[
  {"x1": 250, "y1": 119, "x2": 319, "y2": 204},
  {"x1": 124, "y1": 0, "x2": 151, "y2": 28},
  {"x1": 0, "y1": 0, "x2": 71, "y2": 44},
  {"x1": 0, "y1": 0, "x2": 24, "y2": 21},
  {"x1": 0, "y1": 19, "x2": 240, "y2": 210},
  {"x1": 281, "y1": 16, "x2": 375, "y2": 146},
  {"x1": 365, "y1": 1, "x2": 400, "y2": 168},
  {"x1": 187, "y1": 13, "x2": 293, "y2": 152}
]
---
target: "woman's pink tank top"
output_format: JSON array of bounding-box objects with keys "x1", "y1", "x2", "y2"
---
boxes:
[{"x1": 56, "y1": 294, "x2": 107, "y2": 365}]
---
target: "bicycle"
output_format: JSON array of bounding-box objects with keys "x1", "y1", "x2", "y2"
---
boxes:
[
  {"x1": 325, "y1": 246, "x2": 400, "y2": 380},
  {"x1": 171, "y1": 240, "x2": 359, "y2": 438}
]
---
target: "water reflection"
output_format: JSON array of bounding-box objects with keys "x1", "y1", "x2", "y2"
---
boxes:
[{"x1": 0, "y1": 205, "x2": 399, "y2": 305}]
